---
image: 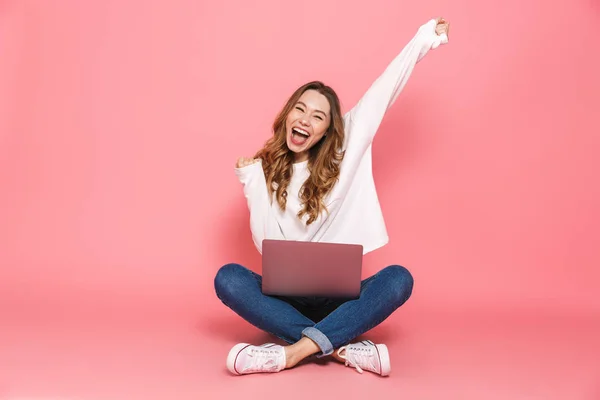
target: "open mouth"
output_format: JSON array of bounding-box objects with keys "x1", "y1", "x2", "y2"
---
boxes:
[{"x1": 291, "y1": 127, "x2": 310, "y2": 145}]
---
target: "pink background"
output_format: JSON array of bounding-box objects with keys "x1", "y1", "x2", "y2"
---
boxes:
[
  {"x1": 2, "y1": 0, "x2": 599, "y2": 319},
  {"x1": 1, "y1": 1, "x2": 600, "y2": 398}
]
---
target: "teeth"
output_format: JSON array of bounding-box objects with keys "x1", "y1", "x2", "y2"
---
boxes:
[{"x1": 293, "y1": 128, "x2": 309, "y2": 137}]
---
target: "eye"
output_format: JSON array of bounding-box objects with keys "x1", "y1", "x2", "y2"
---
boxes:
[
  {"x1": 295, "y1": 106, "x2": 304, "y2": 112},
  {"x1": 315, "y1": 115, "x2": 323, "y2": 121}
]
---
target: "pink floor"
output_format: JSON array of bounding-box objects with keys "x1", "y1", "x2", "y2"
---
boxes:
[{"x1": 2, "y1": 302, "x2": 599, "y2": 400}]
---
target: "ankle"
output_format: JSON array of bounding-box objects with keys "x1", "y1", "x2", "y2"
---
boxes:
[
  {"x1": 331, "y1": 348, "x2": 346, "y2": 364},
  {"x1": 284, "y1": 338, "x2": 320, "y2": 368},
  {"x1": 284, "y1": 347, "x2": 300, "y2": 369}
]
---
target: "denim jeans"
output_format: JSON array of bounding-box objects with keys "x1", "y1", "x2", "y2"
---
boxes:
[{"x1": 214, "y1": 262, "x2": 414, "y2": 357}]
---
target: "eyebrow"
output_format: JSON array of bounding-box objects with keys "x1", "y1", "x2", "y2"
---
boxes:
[{"x1": 296, "y1": 101, "x2": 327, "y2": 117}]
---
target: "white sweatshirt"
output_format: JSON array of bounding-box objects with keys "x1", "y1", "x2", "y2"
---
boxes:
[{"x1": 235, "y1": 19, "x2": 448, "y2": 255}]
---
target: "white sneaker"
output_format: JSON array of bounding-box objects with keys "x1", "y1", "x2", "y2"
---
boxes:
[
  {"x1": 226, "y1": 343, "x2": 287, "y2": 375},
  {"x1": 337, "y1": 340, "x2": 391, "y2": 376}
]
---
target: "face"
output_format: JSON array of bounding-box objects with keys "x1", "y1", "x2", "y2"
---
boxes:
[{"x1": 285, "y1": 89, "x2": 331, "y2": 162}]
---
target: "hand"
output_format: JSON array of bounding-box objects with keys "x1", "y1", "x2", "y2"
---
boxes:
[
  {"x1": 435, "y1": 17, "x2": 450, "y2": 38},
  {"x1": 236, "y1": 157, "x2": 260, "y2": 168}
]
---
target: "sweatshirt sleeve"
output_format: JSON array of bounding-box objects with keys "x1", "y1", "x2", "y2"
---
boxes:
[
  {"x1": 234, "y1": 160, "x2": 278, "y2": 253},
  {"x1": 341, "y1": 19, "x2": 448, "y2": 162},
  {"x1": 320, "y1": 19, "x2": 447, "y2": 214}
]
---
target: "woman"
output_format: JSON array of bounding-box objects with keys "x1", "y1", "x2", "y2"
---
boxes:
[{"x1": 214, "y1": 17, "x2": 450, "y2": 376}]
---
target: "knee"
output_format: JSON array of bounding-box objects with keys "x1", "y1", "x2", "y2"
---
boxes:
[
  {"x1": 380, "y1": 265, "x2": 414, "y2": 305},
  {"x1": 214, "y1": 263, "x2": 247, "y2": 300}
]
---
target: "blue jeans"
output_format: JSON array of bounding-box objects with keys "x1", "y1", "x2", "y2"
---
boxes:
[{"x1": 214, "y1": 263, "x2": 414, "y2": 357}]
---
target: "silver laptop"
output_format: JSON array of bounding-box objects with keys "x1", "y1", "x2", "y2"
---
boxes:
[{"x1": 261, "y1": 239, "x2": 363, "y2": 299}]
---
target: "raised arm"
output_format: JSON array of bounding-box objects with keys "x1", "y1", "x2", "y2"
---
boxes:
[
  {"x1": 342, "y1": 18, "x2": 448, "y2": 154},
  {"x1": 319, "y1": 18, "x2": 449, "y2": 218}
]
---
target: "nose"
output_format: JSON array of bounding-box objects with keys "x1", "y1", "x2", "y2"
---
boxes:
[{"x1": 299, "y1": 118, "x2": 310, "y2": 127}]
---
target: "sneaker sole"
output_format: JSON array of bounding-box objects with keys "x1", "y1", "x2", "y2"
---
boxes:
[
  {"x1": 375, "y1": 344, "x2": 391, "y2": 376},
  {"x1": 226, "y1": 343, "x2": 251, "y2": 375}
]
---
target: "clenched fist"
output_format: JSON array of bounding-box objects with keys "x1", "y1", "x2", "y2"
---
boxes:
[
  {"x1": 236, "y1": 157, "x2": 260, "y2": 168},
  {"x1": 435, "y1": 17, "x2": 450, "y2": 37}
]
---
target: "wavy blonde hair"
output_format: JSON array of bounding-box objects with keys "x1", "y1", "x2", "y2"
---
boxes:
[{"x1": 254, "y1": 81, "x2": 345, "y2": 225}]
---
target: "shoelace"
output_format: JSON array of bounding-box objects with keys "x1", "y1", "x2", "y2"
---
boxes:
[
  {"x1": 337, "y1": 346, "x2": 376, "y2": 374},
  {"x1": 242, "y1": 347, "x2": 283, "y2": 373}
]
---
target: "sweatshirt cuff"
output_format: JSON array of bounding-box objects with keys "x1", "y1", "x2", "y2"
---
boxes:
[
  {"x1": 418, "y1": 19, "x2": 449, "y2": 55},
  {"x1": 234, "y1": 159, "x2": 263, "y2": 183}
]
